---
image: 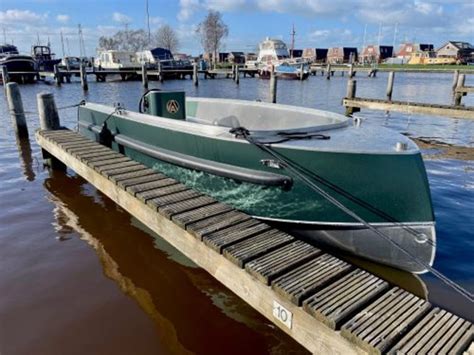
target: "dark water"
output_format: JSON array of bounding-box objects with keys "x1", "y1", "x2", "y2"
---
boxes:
[{"x1": 0, "y1": 72, "x2": 473, "y2": 354}]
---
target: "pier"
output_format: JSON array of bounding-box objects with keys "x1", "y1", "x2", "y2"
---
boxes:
[
  {"x1": 31, "y1": 92, "x2": 473, "y2": 355},
  {"x1": 343, "y1": 72, "x2": 474, "y2": 120}
]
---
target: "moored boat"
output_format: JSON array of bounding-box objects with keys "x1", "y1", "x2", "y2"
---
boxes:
[
  {"x1": 77, "y1": 92, "x2": 436, "y2": 273},
  {"x1": 32, "y1": 45, "x2": 61, "y2": 71},
  {"x1": 0, "y1": 45, "x2": 37, "y2": 83}
]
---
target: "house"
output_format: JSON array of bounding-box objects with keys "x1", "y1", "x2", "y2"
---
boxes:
[
  {"x1": 203, "y1": 52, "x2": 229, "y2": 63},
  {"x1": 436, "y1": 41, "x2": 474, "y2": 63},
  {"x1": 360, "y1": 45, "x2": 393, "y2": 64},
  {"x1": 228, "y1": 51, "x2": 245, "y2": 64},
  {"x1": 327, "y1": 47, "x2": 358, "y2": 64},
  {"x1": 289, "y1": 49, "x2": 303, "y2": 58},
  {"x1": 302, "y1": 48, "x2": 328, "y2": 63},
  {"x1": 397, "y1": 43, "x2": 433, "y2": 60}
]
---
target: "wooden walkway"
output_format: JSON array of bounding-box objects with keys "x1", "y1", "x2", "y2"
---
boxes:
[
  {"x1": 36, "y1": 128, "x2": 474, "y2": 355},
  {"x1": 343, "y1": 97, "x2": 474, "y2": 120}
]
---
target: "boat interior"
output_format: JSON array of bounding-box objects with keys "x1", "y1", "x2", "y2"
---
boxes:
[{"x1": 185, "y1": 98, "x2": 349, "y2": 133}]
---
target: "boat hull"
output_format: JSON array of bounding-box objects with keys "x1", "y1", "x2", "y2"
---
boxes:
[
  {"x1": 77, "y1": 102, "x2": 436, "y2": 272},
  {"x1": 267, "y1": 219, "x2": 435, "y2": 273},
  {"x1": 0, "y1": 56, "x2": 37, "y2": 82}
]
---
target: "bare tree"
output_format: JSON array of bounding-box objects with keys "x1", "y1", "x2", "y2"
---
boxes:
[
  {"x1": 154, "y1": 25, "x2": 179, "y2": 53},
  {"x1": 195, "y1": 10, "x2": 228, "y2": 64}
]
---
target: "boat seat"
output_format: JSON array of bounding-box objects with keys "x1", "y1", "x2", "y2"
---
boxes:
[{"x1": 212, "y1": 115, "x2": 241, "y2": 128}]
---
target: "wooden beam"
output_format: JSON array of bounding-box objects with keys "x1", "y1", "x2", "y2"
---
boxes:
[{"x1": 343, "y1": 98, "x2": 474, "y2": 120}]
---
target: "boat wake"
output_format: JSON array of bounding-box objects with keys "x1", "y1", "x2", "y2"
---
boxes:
[{"x1": 151, "y1": 160, "x2": 323, "y2": 219}]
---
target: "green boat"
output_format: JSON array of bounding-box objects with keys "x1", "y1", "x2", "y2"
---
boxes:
[{"x1": 78, "y1": 91, "x2": 436, "y2": 273}]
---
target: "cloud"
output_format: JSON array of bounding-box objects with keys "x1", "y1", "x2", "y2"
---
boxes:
[
  {"x1": 0, "y1": 9, "x2": 47, "y2": 25},
  {"x1": 178, "y1": 0, "x2": 201, "y2": 22},
  {"x1": 112, "y1": 12, "x2": 132, "y2": 24},
  {"x1": 56, "y1": 14, "x2": 70, "y2": 23},
  {"x1": 149, "y1": 16, "x2": 164, "y2": 26}
]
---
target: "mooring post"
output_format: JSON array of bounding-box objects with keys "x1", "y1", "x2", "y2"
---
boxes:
[
  {"x1": 386, "y1": 71, "x2": 395, "y2": 101},
  {"x1": 452, "y1": 70, "x2": 460, "y2": 93},
  {"x1": 193, "y1": 62, "x2": 199, "y2": 86},
  {"x1": 142, "y1": 63, "x2": 148, "y2": 89},
  {"x1": 158, "y1": 61, "x2": 163, "y2": 83},
  {"x1": 299, "y1": 63, "x2": 304, "y2": 81},
  {"x1": 80, "y1": 63, "x2": 88, "y2": 91},
  {"x1": 270, "y1": 69, "x2": 277, "y2": 104},
  {"x1": 326, "y1": 63, "x2": 331, "y2": 80},
  {"x1": 1, "y1": 65, "x2": 9, "y2": 86},
  {"x1": 345, "y1": 79, "x2": 359, "y2": 116},
  {"x1": 349, "y1": 63, "x2": 354, "y2": 78},
  {"x1": 235, "y1": 65, "x2": 240, "y2": 85},
  {"x1": 37, "y1": 92, "x2": 66, "y2": 169},
  {"x1": 454, "y1": 74, "x2": 466, "y2": 106},
  {"x1": 53, "y1": 64, "x2": 61, "y2": 86},
  {"x1": 6, "y1": 82, "x2": 29, "y2": 138}
]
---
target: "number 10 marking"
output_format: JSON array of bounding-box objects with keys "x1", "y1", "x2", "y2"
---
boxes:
[{"x1": 273, "y1": 300, "x2": 293, "y2": 329}]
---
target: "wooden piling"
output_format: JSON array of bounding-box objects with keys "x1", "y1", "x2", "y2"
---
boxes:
[
  {"x1": 235, "y1": 65, "x2": 240, "y2": 85},
  {"x1": 386, "y1": 71, "x2": 395, "y2": 101},
  {"x1": 452, "y1": 70, "x2": 460, "y2": 92},
  {"x1": 142, "y1": 63, "x2": 148, "y2": 89},
  {"x1": 454, "y1": 74, "x2": 466, "y2": 106},
  {"x1": 326, "y1": 64, "x2": 331, "y2": 80},
  {"x1": 345, "y1": 80, "x2": 359, "y2": 116},
  {"x1": 53, "y1": 64, "x2": 61, "y2": 86},
  {"x1": 6, "y1": 82, "x2": 29, "y2": 138},
  {"x1": 37, "y1": 92, "x2": 60, "y2": 130},
  {"x1": 37, "y1": 92, "x2": 65, "y2": 169},
  {"x1": 1, "y1": 65, "x2": 10, "y2": 86},
  {"x1": 349, "y1": 64, "x2": 354, "y2": 78},
  {"x1": 158, "y1": 61, "x2": 163, "y2": 83},
  {"x1": 270, "y1": 70, "x2": 277, "y2": 104},
  {"x1": 80, "y1": 63, "x2": 88, "y2": 91},
  {"x1": 193, "y1": 62, "x2": 199, "y2": 86},
  {"x1": 299, "y1": 63, "x2": 304, "y2": 81}
]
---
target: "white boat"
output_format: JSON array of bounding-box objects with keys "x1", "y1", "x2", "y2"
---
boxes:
[{"x1": 94, "y1": 50, "x2": 141, "y2": 70}]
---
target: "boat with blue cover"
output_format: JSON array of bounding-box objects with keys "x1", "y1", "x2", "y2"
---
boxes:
[{"x1": 77, "y1": 91, "x2": 436, "y2": 273}]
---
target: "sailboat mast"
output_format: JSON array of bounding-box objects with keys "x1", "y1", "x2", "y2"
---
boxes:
[
  {"x1": 290, "y1": 24, "x2": 296, "y2": 58},
  {"x1": 2, "y1": 28, "x2": 6, "y2": 44},
  {"x1": 392, "y1": 23, "x2": 398, "y2": 57},
  {"x1": 362, "y1": 24, "x2": 367, "y2": 48},
  {"x1": 146, "y1": 0, "x2": 151, "y2": 45},
  {"x1": 60, "y1": 31, "x2": 66, "y2": 57}
]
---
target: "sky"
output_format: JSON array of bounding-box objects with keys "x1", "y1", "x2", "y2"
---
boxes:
[{"x1": 1, "y1": 0, "x2": 473, "y2": 56}]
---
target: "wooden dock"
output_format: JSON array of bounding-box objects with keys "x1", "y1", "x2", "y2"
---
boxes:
[
  {"x1": 343, "y1": 97, "x2": 474, "y2": 120},
  {"x1": 35, "y1": 127, "x2": 474, "y2": 355}
]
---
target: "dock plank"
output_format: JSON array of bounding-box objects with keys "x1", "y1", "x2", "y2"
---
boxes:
[
  {"x1": 146, "y1": 189, "x2": 201, "y2": 209},
  {"x1": 96, "y1": 161, "x2": 143, "y2": 174},
  {"x1": 138, "y1": 184, "x2": 191, "y2": 204},
  {"x1": 303, "y1": 269, "x2": 389, "y2": 329},
  {"x1": 108, "y1": 168, "x2": 157, "y2": 184},
  {"x1": 245, "y1": 241, "x2": 322, "y2": 285},
  {"x1": 223, "y1": 229, "x2": 295, "y2": 268},
  {"x1": 186, "y1": 210, "x2": 251, "y2": 240},
  {"x1": 101, "y1": 164, "x2": 149, "y2": 178},
  {"x1": 117, "y1": 173, "x2": 167, "y2": 190},
  {"x1": 341, "y1": 287, "x2": 431, "y2": 354},
  {"x1": 387, "y1": 307, "x2": 473, "y2": 355},
  {"x1": 126, "y1": 178, "x2": 178, "y2": 197},
  {"x1": 158, "y1": 196, "x2": 217, "y2": 219},
  {"x1": 172, "y1": 202, "x2": 234, "y2": 228},
  {"x1": 272, "y1": 254, "x2": 352, "y2": 306},
  {"x1": 87, "y1": 156, "x2": 131, "y2": 169},
  {"x1": 203, "y1": 219, "x2": 271, "y2": 253}
]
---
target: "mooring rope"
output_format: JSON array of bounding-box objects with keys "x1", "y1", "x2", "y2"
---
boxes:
[{"x1": 230, "y1": 126, "x2": 474, "y2": 303}]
